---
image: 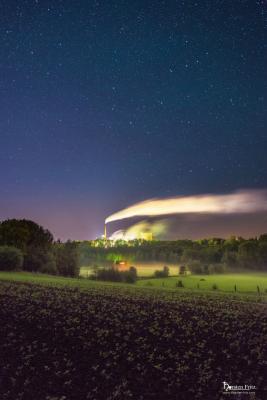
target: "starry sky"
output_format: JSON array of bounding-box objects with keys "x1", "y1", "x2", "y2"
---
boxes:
[{"x1": 1, "y1": 0, "x2": 267, "y2": 240}]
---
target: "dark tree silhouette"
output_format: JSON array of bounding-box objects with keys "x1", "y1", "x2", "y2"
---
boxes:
[{"x1": 0, "y1": 219, "x2": 54, "y2": 272}]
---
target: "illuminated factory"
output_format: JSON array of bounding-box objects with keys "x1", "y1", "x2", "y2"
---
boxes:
[{"x1": 104, "y1": 222, "x2": 153, "y2": 241}]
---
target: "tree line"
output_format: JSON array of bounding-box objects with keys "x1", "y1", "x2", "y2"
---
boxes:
[
  {"x1": 79, "y1": 235, "x2": 267, "y2": 273},
  {"x1": 1, "y1": 219, "x2": 267, "y2": 276}
]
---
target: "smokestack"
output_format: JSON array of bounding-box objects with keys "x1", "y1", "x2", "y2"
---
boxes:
[{"x1": 104, "y1": 224, "x2": 107, "y2": 239}]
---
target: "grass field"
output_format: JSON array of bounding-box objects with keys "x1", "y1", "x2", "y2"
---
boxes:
[
  {"x1": 137, "y1": 273, "x2": 267, "y2": 294},
  {"x1": 1, "y1": 271, "x2": 267, "y2": 296},
  {"x1": 0, "y1": 271, "x2": 127, "y2": 289}
]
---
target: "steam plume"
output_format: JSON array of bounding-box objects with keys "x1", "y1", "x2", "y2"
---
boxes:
[{"x1": 105, "y1": 189, "x2": 267, "y2": 224}]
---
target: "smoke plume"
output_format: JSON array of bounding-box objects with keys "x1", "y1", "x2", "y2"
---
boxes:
[{"x1": 105, "y1": 189, "x2": 267, "y2": 224}]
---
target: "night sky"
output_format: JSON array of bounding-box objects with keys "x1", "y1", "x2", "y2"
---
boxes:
[{"x1": 1, "y1": 0, "x2": 267, "y2": 240}]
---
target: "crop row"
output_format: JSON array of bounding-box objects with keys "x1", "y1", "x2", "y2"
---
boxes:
[{"x1": 0, "y1": 281, "x2": 266, "y2": 399}]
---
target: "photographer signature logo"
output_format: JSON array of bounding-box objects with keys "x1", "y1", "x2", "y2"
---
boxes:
[{"x1": 222, "y1": 381, "x2": 256, "y2": 395}]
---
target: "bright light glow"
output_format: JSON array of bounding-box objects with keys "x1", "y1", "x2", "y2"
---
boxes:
[
  {"x1": 105, "y1": 189, "x2": 267, "y2": 224},
  {"x1": 109, "y1": 220, "x2": 167, "y2": 241}
]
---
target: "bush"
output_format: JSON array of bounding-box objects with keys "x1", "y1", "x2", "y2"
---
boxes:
[
  {"x1": 176, "y1": 280, "x2": 184, "y2": 288},
  {"x1": 188, "y1": 261, "x2": 210, "y2": 274},
  {"x1": 179, "y1": 265, "x2": 187, "y2": 275},
  {"x1": 212, "y1": 283, "x2": 218, "y2": 290},
  {"x1": 154, "y1": 266, "x2": 169, "y2": 278},
  {"x1": 24, "y1": 249, "x2": 57, "y2": 273},
  {"x1": 95, "y1": 266, "x2": 137, "y2": 284},
  {"x1": 190, "y1": 263, "x2": 226, "y2": 275},
  {"x1": 188, "y1": 260, "x2": 202, "y2": 274},
  {"x1": 39, "y1": 254, "x2": 58, "y2": 275},
  {"x1": 124, "y1": 266, "x2": 137, "y2": 283},
  {"x1": 96, "y1": 268, "x2": 121, "y2": 281},
  {"x1": 209, "y1": 263, "x2": 226, "y2": 274},
  {"x1": 0, "y1": 246, "x2": 23, "y2": 271},
  {"x1": 55, "y1": 241, "x2": 79, "y2": 277},
  {"x1": 123, "y1": 271, "x2": 137, "y2": 284}
]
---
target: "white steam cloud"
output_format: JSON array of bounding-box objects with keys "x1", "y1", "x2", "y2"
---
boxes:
[{"x1": 105, "y1": 189, "x2": 267, "y2": 224}]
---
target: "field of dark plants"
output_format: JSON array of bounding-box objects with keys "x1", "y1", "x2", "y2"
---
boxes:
[{"x1": 0, "y1": 281, "x2": 266, "y2": 400}]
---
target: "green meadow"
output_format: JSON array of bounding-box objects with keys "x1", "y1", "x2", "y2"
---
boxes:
[
  {"x1": 0, "y1": 271, "x2": 125, "y2": 289},
  {"x1": 137, "y1": 272, "x2": 267, "y2": 293},
  {"x1": 80, "y1": 263, "x2": 267, "y2": 294},
  {"x1": 1, "y1": 270, "x2": 267, "y2": 296}
]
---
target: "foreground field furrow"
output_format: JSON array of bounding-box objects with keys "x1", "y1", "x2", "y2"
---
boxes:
[{"x1": 0, "y1": 281, "x2": 266, "y2": 400}]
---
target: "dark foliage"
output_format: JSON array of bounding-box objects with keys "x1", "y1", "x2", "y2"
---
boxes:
[
  {"x1": 24, "y1": 248, "x2": 57, "y2": 273},
  {"x1": 55, "y1": 241, "x2": 79, "y2": 277},
  {"x1": 0, "y1": 219, "x2": 53, "y2": 252},
  {"x1": 0, "y1": 219, "x2": 54, "y2": 272},
  {"x1": 0, "y1": 246, "x2": 23, "y2": 271},
  {"x1": 94, "y1": 266, "x2": 137, "y2": 283},
  {"x1": 79, "y1": 235, "x2": 267, "y2": 272},
  {"x1": 124, "y1": 266, "x2": 137, "y2": 283},
  {"x1": 154, "y1": 265, "x2": 169, "y2": 278}
]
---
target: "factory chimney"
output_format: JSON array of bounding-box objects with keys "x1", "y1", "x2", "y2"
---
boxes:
[{"x1": 104, "y1": 224, "x2": 107, "y2": 239}]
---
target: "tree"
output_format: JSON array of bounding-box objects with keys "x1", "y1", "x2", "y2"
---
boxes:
[
  {"x1": 24, "y1": 248, "x2": 57, "y2": 273},
  {"x1": 259, "y1": 234, "x2": 267, "y2": 242},
  {"x1": 39, "y1": 251, "x2": 58, "y2": 275},
  {"x1": 237, "y1": 240, "x2": 258, "y2": 269},
  {"x1": 55, "y1": 241, "x2": 79, "y2": 277},
  {"x1": 0, "y1": 246, "x2": 23, "y2": 271},
  {"x1": 200, "y1": 247, "x2": 222, "y2": 264},
  {"x1": 258, "y1": 241, "x2": 267, "y2": 269},
  {"x1": 0, "y1": 219, "x2": 53, "y2": 251},
  {"x1": 181, "y1": 248, "x2": 201, "y2": 263},
  {"x1": 188, "y1": 260, "x2": 202, "y2": 274},
  {"x1": 0, "y1": 219, "x2": 54, "y2": 272},
  {"x1": 222, "y1": 250, "x2": 237, "y2": 267},
  {"x1": 223, "y1": 238, "x2": 239, "y2": 255}
]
